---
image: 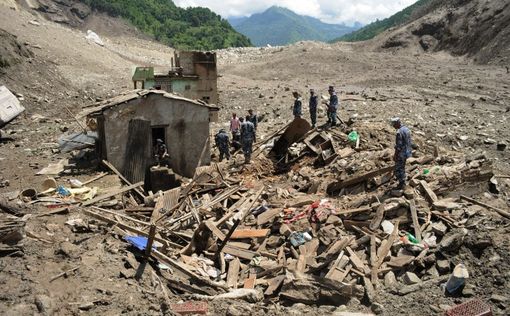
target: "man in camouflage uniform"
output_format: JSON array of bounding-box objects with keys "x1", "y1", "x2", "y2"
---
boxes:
[
  {"x1": 327, "y1": 86, "x2": 338, "y2": 127},
  {"x1": 214, "y1": 129, "x2": 230, "y2": 162},
  {"x1": 309, "y1": 89, "x2": 318, "y2": 128},
  {"x1": 240, "y1": 117, "x2": 255, "y2": 164},
  {"x1": 392, "y1": 117, "x2": 412, "y2": 189},
  {"x1": 292, "y1": 92, "x2": 302, "y2": 119}
]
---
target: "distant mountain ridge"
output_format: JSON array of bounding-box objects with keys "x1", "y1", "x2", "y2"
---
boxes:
[
  {"x1": 230, "y1": 6, "x2": 361, "y2": 46},
  {"x1": 332, "y1": 0, "x2": 433, "y2": 42}
]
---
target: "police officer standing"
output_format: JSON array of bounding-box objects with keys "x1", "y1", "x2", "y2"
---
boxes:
[
  {"x1": 309, "y1": 89, "x2": 318, "y2": 128},
  {"x1": 292, "y1": 91, "x2": 302, "y2": 119},
  {"x1": 247, "y1": 109, "x2": 258, "y2": 140},
  {"x1": 391, "y1": 117, "x2": 412, "y2": 189},
  {"x1": 240, "y1": 117, "x2": 255, "y2": 164},
  {"x1": 215, "y1": 129, "x2": 230, "y2": 162}
]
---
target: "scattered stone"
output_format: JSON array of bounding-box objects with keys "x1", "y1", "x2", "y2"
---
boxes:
[
  {"x1": 78, "y1": 302, "x2": 95, "y2": 311},
  {"x1": 490, "y1": 294, "x2": 508, "y2": 303},
  {"x1": 370, "y1": 302, "x2": 384, "y2": 315},
  {"x1": 384, "y1": 271, "x2": 397, "y2": 288},
  {"x1": 462, "y1": 284, "x2": 475, "y2": 297},
  {"x1": 484, "y1": 138, "x2": 496, "y2": 145},
  {"x1": 436, "y1": 260, "x2": 450, "y2": 274},
  {"x1": 432, "y1": 221, "x2": 448, "y2": 236},
  {"x1": 34, "y1": 295, "x2": 53, "y2": 314},
  {"x1": 439, "y1": 228, "x2": 468, "y2": 253},
  {"x1": 403, "y1": 272, "x2": 421, "y2": 285}
]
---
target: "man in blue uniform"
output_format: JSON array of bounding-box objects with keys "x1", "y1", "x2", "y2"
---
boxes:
[
  {"x1": 240, "y1": 117, "x2": 255, "y2": 164},
  {"x1": 215, "y1": 129, "x2": 230, "y2": 162},
  {"x1": 247, "y1": 109, "x2": 258, "y2": 141},
  {"x1": 392, "y1": 117, "x2": 412, "y2": 189},
  {"x1": 327, "y1": 86, "x2": 338, "y2": 127},
  {"x1": 309, "y1": 89, "x2": 318, "y2": 128},
  {"x1": 292, "y1": 92, "x2": 302, "y2": 119}
]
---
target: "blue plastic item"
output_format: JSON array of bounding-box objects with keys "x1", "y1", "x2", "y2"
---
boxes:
[
  {"x1": 56, "y1": 185, "x2": 71, "y2": 196},
  {"x1": 124, "y1": 236, "x2": 157, "y2": 251}
]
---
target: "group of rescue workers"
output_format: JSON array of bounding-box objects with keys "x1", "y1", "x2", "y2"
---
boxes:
[{"x1": 213, "y1": 85, "x2": 413, "y2": 190}]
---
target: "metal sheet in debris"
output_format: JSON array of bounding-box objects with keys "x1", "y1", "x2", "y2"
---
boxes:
[
  {"x1": 58, "y1": 131, "x2": 98, "y2": 153},
  {"x1": 0, "y1": 85, "x2": 25, "y2": 128}
]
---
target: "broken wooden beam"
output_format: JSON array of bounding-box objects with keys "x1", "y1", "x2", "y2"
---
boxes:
[
  {"x1": 460, "y1": 195, "x2": 510, "y2": 219},
  {"x1": 327, "y1": 165, "x2": 394, "y2": 194},
  {"x1": 102, "y1": 160, "x2": 146, "y2": 199},
  {"x1": 230, "y1": 229, "x2": 270, "y2": 239},
  {"x1": 81, "y1": 182, "x2": 144, "y2": 207},
  {"x1": 420, "y1": 180, "x2": 438, "y2": 203}
]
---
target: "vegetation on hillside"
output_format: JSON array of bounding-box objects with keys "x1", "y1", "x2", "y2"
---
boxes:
[
  {"x1": 234, "y1": 6, "x2": 359, "y2": 46},
  {"x1": 332, "y1": 0, "x2": 432, "y2": 42},
  {"x1": 80, "y1": 0, "x2": 252, "y2": 50}
]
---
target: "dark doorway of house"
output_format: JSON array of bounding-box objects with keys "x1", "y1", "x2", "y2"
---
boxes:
[{"x1": 151, "y1": 127, "x2": 166, "y2": 148}]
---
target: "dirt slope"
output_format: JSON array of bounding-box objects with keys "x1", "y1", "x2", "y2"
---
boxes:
[{"x1": 369, "y1": 0, "x2": 510, "y2": 65}]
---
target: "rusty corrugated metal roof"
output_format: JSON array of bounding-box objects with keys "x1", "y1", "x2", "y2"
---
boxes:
[{"x1": 78, "y1": 89, "x2": 218, "y2": 118}]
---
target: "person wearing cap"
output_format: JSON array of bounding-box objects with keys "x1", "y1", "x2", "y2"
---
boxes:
[
  {"x1": 154, "y1": 139, "x2": 170, "y2": 167},
  {"x1": 215, "y1": 128, "x2": 230, "y2": 162},
  {"x1": 240, "y1": 117, "x2": 256, "y2": 164},
  {"x1": 327, "y1": 86, "x2": 339, "y2": 127},
  {"x1": 292, "y1": 92, "x2": 303, "y2": 119},
  {"x1": 391, "y1": 118, "x2": 412, "y2": 189},
  {"x1": 309, "y1": 89, "x2": 318, "y2": 128}
]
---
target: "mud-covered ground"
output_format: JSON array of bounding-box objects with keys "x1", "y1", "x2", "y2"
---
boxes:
[{"x1": 1, "y1": 2, "x2": 509, "y2": 316}]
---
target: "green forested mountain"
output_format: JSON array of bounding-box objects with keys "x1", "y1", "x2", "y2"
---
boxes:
[
  {"x1": 80, "y1": 0, "x2": 252, "y2": 50},
  {"x1": 231, "y1": 6, "x2": 361, "y2": 46},
  {"x1": 332, "y1": 0, "x2": 432, "y2": 42}
]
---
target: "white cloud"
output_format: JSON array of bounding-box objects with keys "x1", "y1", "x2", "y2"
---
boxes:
[{"x1": 173, "y1": 0, "x2": 418, "y2": 25}]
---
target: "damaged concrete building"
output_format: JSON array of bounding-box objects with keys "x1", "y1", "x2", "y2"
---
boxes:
[
  {"x1": 132, "y1": 51, "x2": 218, "y2": 105},
  {"x1": 80, "y1": 90, "x2": 219, "y2": 183}
]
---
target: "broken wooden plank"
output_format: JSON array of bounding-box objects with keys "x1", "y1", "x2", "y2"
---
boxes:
[
  {"x1": 230, "y1": 229, "x2": 269, "y2": 239},
  {"x1": 243, "y1": 273, "x2": 256, "y2": 289},
  {"x1": 204, "y1": 220, "x2": 226, "y2": 241},
  {"x1": 264, "y1": 275, "x2": 285, "y2": 296},
  {"x1": 460, "y1": 195, "x2": 510, "y2": 219},
  {"x1": 102, "y1": 160, "x2": 146, "y2": 199},
  {"x1": 81, "y1": 172, "x2": 107, "y2": 186},
  {"x1": 226, "y1": 257, "x2": 240, "y2": 288},
  {"x1": 409, "y1": 199, "x2": 422, "y2": 242},
  {"x1": 81, "y1": 182, "x2": 144, "y2": 207},
  {"x1": 346, "y1": 246, "x2": 370, "y2": 275},
  {"x1": 327, "y1": 165, "x2": 394, "y2": 193},
  {"x1": 325, "y1": 250, "x2": 344, "y2": 280},
  {"x1": 296, "y1": 254, "x2": 307, "y2": 273},
  {"x1": 336, "y1": 203, "x2": 380, "y2": 216},
  {"x1": 375, "y1": 221, "x2": 399, "y2": 269},
  {"x1": 420, "y1": 180, "x2": 438, "y2": 203},
  {"x1": 49, "y1": 266, "x2": 80, "y2": 282},
  {"x1": 222, "y1": 244, "x2": 258, "y2": 260},
  {"x1": 256, "y1": 208, "x2": 281, "y2": 225},
  {"x1": 370, "y1": 235, "x2": 378, "y2": 285},
  {"x1": 152, "y1": 249, "x2": 228, "y2": 291}
]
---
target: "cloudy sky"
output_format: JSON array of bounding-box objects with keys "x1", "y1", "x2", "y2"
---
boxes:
[{"x1": 174, "y1": 0, "x2": 418, "y2": 25}]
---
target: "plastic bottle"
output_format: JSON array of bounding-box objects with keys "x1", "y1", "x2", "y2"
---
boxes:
[{"x1": 406, "y1": 233, "x2": 419, "y2": 244}]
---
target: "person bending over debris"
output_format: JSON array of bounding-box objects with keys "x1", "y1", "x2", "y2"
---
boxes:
[
  {"x1": 240, "y1": 117, "x2": 255, "y2": 164},
  {"x1": 292, "y1": 91, "x2": 302, "y2": 119},
  {"x1": 327, "y1": 86, "x2": 338, "y2": 127},
  {"x1": 392, "y1": 117, "x2": 412, "y2": 189},
  {"x1": 215, "y1": 129, "x2": 230, "y2": 162},
  {"x1": 154, "y1": 139, "x2": 170, "y2": 167},
  {"x1": 309, "y1": 89, "x2": 318, "y2": 128}
]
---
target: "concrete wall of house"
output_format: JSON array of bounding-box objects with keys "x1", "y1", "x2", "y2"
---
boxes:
[
  {"x1": 195, "y1": 63, "x2": 218, "y2": 104},
  {"x1": 101, "y1": 94, "x2": 211, "y2": 178},
  {"x1": 170, "y1": 79, "x2": 198, "y2": 100}
]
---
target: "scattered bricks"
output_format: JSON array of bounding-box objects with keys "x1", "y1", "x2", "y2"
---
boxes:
[
  {"x1": 436, "y1": 260, "x2": 450, "y2": 274},
  {"x1": 403, "y1": 272, "x2": 421, "y2": 285},
  {"x1": 462, "y1": 284, "x2": 475, "y2": 297},
  {"x1": 171, "y1": 301, "x2": 208, "y2": 315},
  {"x1": 432, "y1": 221, "x2": 448, "y2": 236}
]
